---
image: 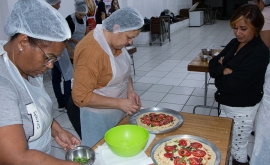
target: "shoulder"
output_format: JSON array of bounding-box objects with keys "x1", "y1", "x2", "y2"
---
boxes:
[
  {"x1": 75, "y1": 31, "x2": 108, "y2": 63},
  {"x1": 66, "y1": 15, "x2": 72, "y2": 21}
]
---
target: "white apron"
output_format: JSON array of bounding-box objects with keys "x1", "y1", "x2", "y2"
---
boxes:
[
  {"x1": 58, "y1": 13, "x2": 86, "y2": 81},
  {"x1": 3, "y1": 53, "x2": 53, "y2": 154},
  {"x1": 251, "y1": 64, "x2": 270, "y2": 164},
  {"x1": 80, "y1": 24, "x2": 131, "y2": 147}
]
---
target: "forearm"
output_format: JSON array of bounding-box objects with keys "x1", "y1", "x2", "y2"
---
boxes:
[
  {"x1": 65, "y1": 42, "x2": 74, "y2": 58},
  {"x1": 19, "y1": 150, "x2": 79, "y2": 165},
  {"x1": 0, "y1": 125, "x2": 79, "y2": 165},
  {"x1": 86, "y1": 93, "x2": 122, "y2": 109},
  {"x1": 51, "y1": 119, "x2": 64, "y2": 138},
  {"x1": 127, "y1": 77, "x2": 135, "y2": 93}
]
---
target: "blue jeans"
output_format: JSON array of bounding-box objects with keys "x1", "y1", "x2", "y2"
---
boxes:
[{"x1": 51, "y1": 61, "x2": 71, "y2": 106}]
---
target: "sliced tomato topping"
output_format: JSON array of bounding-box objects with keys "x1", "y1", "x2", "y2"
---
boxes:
[
  {"x1": 164, "y1": 145, "x2": 176, "y2": 152},
  {"x1": 179, "y1": 139, "x2": 187, "y2": 146},
  {"x1": 190, "y1": 142, "x2": 202, "y2": 149},
  {"x1": 142, "y1": 119, "x2": 151, "y2": 124},
  {"x1": 178, "y1": 149, "x2": 191, "y2": 156},
  {"x1": 158, "y1": 114, "x2": 166, "y2": 118},
  {"x1": 188, "y1": 157, "x2": 201, "y2": 165},
  {"x1": 174, "y1": 157, "x2": 186, "y2": 165},
  {"x1": 164, "y1": 152, "x2": 174, "y2": 158},
  {"x1": 152, "y1": 121, "x2": 160, "y2": 126},
  {"x1": 192, "y1": 149, "x2": 206, "y2": 157}
]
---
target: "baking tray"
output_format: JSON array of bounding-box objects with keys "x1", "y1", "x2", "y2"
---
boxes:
[
  {"x1": 150, "y1": 134, "x2": 221, "y2": 165},
  {"x1": 129, "y1": 107, "x2": 184, "y2": 134}
]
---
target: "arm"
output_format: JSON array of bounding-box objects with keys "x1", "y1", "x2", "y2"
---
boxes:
[
  {"x1": 209, "y1": 39, "x2": 237, "y2": 78},
  {"x1": 101, "y1": 12, "x2": 106, "y2": 21},
  {"x1": 127, "y1": 77, "x2": 141, "y2": 107},
  {"x1": 0, "y1": 125, "x2": 80, "y2": 165},
  {"x1": 215, "y1": 48, "x2": 269, "y2": 94},
  {"x1": 64, "y1": 41, "x2": 74, "y2": 58},
  {"x1": 260, "y1": 30, "x2": 270, "y2": 48},
  {"x1": 0, "y1": 82, "x2": 79, "y2": 165},
  {"x1": 51, "y1": 119, "x2": 80, "y2": 151}
]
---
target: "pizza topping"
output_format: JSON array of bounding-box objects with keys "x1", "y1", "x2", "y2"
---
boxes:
[
  {"x1": 190, "y1": 142, "x2": 203, "y2": 149},
  {"x1": 179, "y1": 139, "x2": 188, "y2": 146},
  {"x1": 178, "y1": 149, "x2": 191, "y2": 156},
  {"x1": 153, "y1": 138, "x2": 216, "y2": 165},
  {"x1": 174, "y1": 157, "x2": 186, "y2": 165},
  {"x1": 164, "y1": 145, "x2": 177, "y2": 152},
  {"x1": 192, "y1": 149, "x2": 206, "y2": 157},
  {"x1": 164, "y1": 153, "x2": 174, "y2": 158},
  {"x1": 139, "y1": 113, "x2": 176, "y2": 127},
  {"x1": 188, "y1": 157, "x2": 201, "y2": 165}
]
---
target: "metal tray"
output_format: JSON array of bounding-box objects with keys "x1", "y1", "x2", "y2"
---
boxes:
[
  {"x1": 129, "y1": 107, "x2": 184, "y2": 134},
  {"x1": 150, "y1": 134, "x2": 221, "y2": 165}
]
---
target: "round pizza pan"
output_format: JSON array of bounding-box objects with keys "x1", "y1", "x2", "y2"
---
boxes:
[
  {"x1": 129, "y1": 107, "x2": 184, "y2": 134},
  {"x1": 150, "y1": 134, "x2": 221, "y2": 165}
]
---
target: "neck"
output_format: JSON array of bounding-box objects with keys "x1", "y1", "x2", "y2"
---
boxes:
[
  {"x1": 3, "y1": 41, "x2": 28, "y2": 80},
  {"x1": 103, "y1": 29, "x2": 117, "y2": 55}
]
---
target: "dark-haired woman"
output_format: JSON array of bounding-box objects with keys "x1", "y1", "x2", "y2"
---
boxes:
[
  {"x1": 0, "y1": 0, "x2": 80, "y2": 164},
  {"x1": 209, "y1": 4, "x2": 269, "y2": 165},
  {"x1": 95, "y1": 1, "x2": 107, "y2": 24},
  {"x1": 108, "y1": 0, "x2": 120, "y2": 16}
]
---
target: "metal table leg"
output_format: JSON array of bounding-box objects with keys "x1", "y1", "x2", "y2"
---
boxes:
[
  {"x1": 130, "y1": 54, "x2": 135, "y2": 75},
  {"x1": 193, "y1": 72, "x2": 219, "y2": 114}
]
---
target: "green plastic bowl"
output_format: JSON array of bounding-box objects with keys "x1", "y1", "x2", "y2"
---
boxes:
[{"x1": 104, "y1": 125, "x2": 149, "y2": 157}]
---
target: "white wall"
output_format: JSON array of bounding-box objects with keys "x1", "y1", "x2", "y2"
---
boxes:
[
  {"x1": 0, "y1": 0, "x2": 193, "y2": 40},
  {"x1": 118, "y1": 0, "x2": 192, "y2": 18}
]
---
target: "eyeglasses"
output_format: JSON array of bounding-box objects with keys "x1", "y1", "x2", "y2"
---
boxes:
[{"x1": 33, "y1": 42, "x2": 61, "y2": 66}]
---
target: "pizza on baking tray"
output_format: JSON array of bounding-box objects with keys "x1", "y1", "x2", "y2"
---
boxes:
[
  {"x1": 135, "y1": 112, "x2": 179, "y2": 131},
  {"x1": 153, "y1": 138, "x2": 216, "y2": 165}
]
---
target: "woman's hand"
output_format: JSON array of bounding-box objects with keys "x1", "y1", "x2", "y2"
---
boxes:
[
  {"x1": 51, "y1": 120, "x2": 80, "y2": 151},
  {"x1": 223, "y1": 68, "x2": 233, "y2": 75},
  {"x1": 118, "y1": 98, "x2": 140, "y2": 115},
  {"x1": 218, "y1": 56, "x2": 224, "y2": 65},
  {"x1": 127, "y1": 90, "x2": 141, "y2": 107}
]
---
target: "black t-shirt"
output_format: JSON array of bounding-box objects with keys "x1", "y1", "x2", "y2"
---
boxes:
[{"x1": 66, "y1": 14, "x2": 88, "y2": 34}]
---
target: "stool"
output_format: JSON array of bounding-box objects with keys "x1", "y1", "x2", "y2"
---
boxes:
[{"x1": 126, "y1": 46, "x2": 137, "y2": 75}]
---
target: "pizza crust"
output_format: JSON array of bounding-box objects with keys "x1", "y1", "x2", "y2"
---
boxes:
[
  {"x1": 154, "y1": 138, "x2": 216, "y2": 165},
  {"x1": 136, "y1": 112, "x2": 179, "y2": 131}
]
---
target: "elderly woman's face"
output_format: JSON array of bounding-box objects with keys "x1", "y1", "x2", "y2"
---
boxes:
[
  {"x1": 233, "y1": 18, "x2": 254, "y2": 44},
  {"x1": 111, "y1": 30, "x2": 141, "y2": 49},
  {"x1": 18, "y1": 40, "x2": 65, "y2": 78}
]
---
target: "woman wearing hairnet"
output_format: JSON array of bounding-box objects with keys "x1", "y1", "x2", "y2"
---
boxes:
[
  {"x1": 51, "y1": 0, "x2": 89, "y2": 113},
  {"x1": 45, "y1": 0, "x2": 61, "y2": 10},
  {"x1": 69, "y1": 7, "x2": 143, "y2": 147},
  {"x1": 0, "y1": 0, "x2": 80, "y2": 164}
]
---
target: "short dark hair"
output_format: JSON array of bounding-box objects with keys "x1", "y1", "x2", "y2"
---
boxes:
[
  {"x1": 10, "y1": 33, "x2": 52, "y2": 47},
  {"x1": 230, "y1": 4, "x2": 264, "y2": 36}
]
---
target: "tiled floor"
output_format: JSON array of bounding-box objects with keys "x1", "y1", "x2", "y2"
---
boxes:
[{"x1": 45, "y1": 20, "x2": 254, "y2": 164}]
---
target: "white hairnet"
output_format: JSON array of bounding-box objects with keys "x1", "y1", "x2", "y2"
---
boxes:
[
  {"x1": 164, "y1": 9, "x2": 170, "y2": 14},
  {"x1": 75, "y1": 0, "x2": 88, "y2": 13},
  {"x1": 102, "y1": 7, "x2": 144, "y2": 33},
  {"x1": 45, "y1": 0, "x2": 61, "y2": 5},
  {"x1": 4, "y1": 0, "x2": 71, "y2": 42},
  {"x1": 263, "y1": 0, "x2": 270, "y2": 5}
]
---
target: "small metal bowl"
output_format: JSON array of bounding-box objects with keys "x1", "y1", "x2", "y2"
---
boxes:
[
  {"x1": 200, "y1": 55, "x2": 211, "y2": 62},
  {"x1": 65, "y1": 145, "x2": 95, "y2": 165},
  {"x1": 201, "y1": 49, "x2": 214, "y2": 56}
]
